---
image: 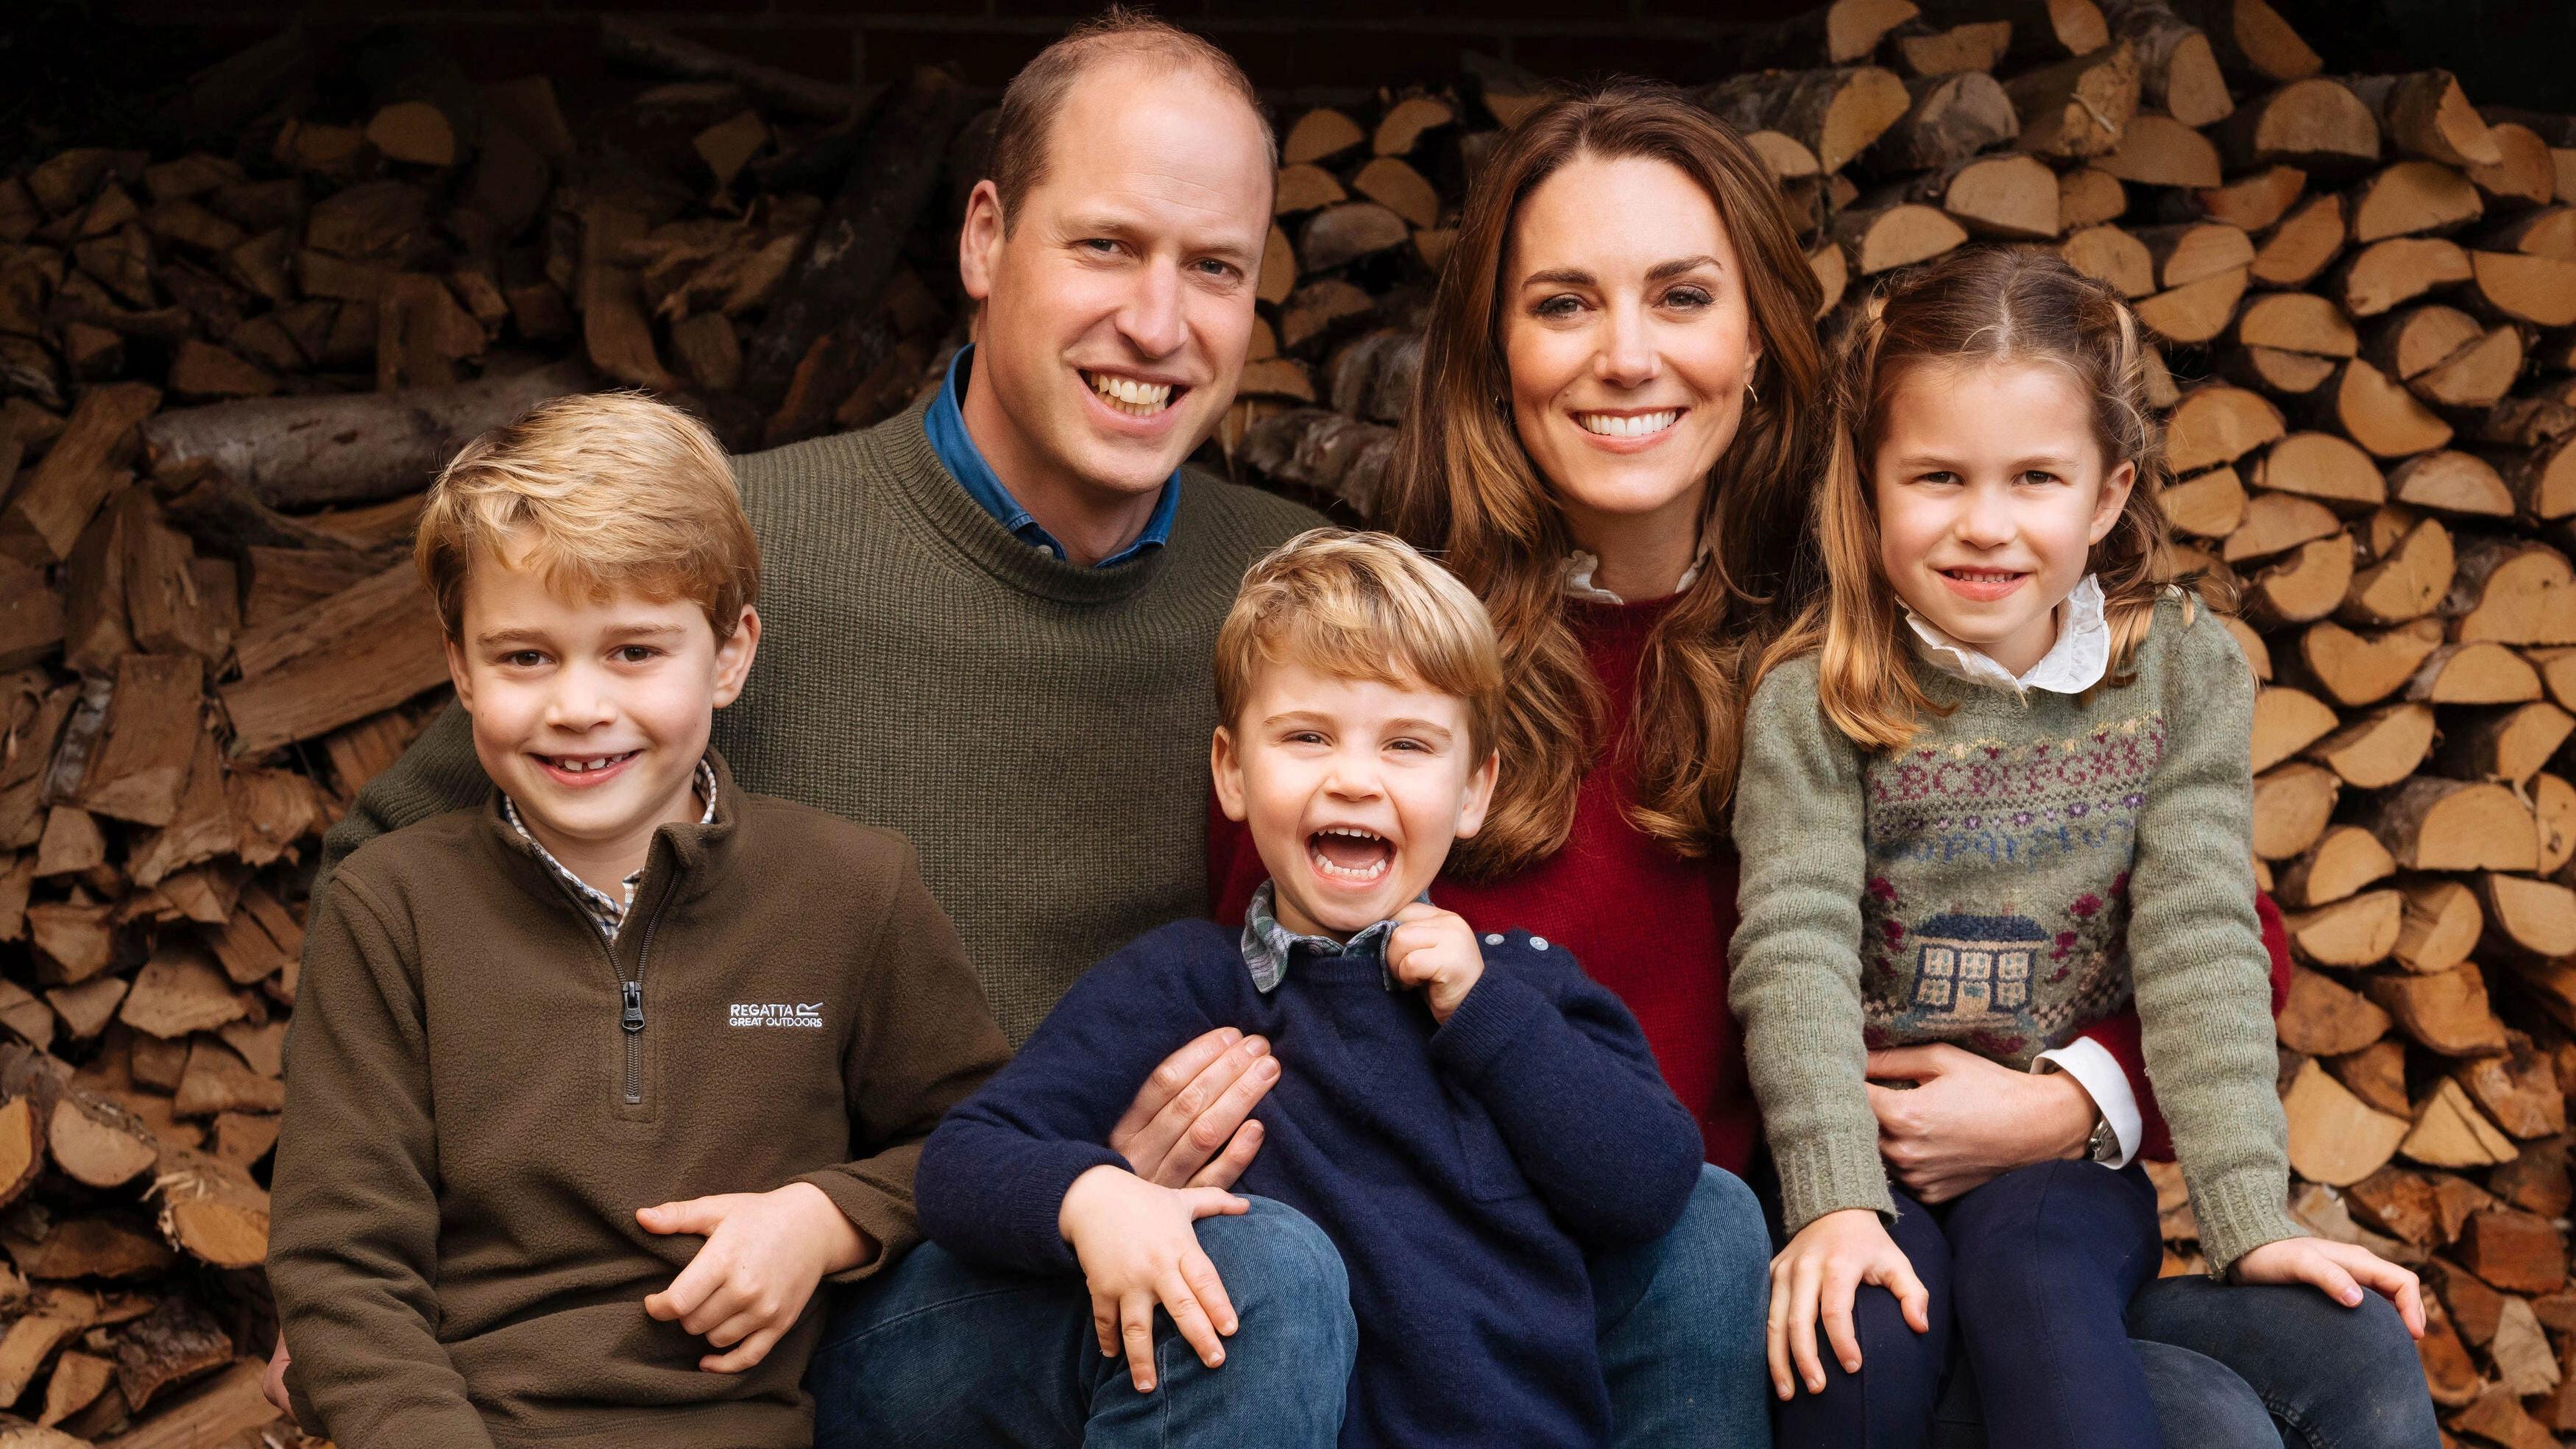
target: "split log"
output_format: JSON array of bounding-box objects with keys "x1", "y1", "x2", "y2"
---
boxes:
[
  {"x1": 2332, "y1": 236, "x2": 2472, "y2": 317},
  {"x1": 2469, "y1": 123, "x2": 2558, "y2": 211},
  {"x1": 2404, "y1": 1077, "x2": 2520, "y2": 1166},
  {"x1": 2440, "y1": 702, "x2": 2575, "y2": 785},
  {"x1": 2297, "y1": 618, "x2": 2438, "y2": 706},
  {"x1": 1906, "y1": 153, "x2": 2060, "y2": 238},
  {"x1": 2169, "y1": 0, "x2": 2319, "y2": 84},
  {"x1": 2282, "y1": 888, "x2": 2399, "y2": 966},
  {"x1": 1300, "y1": 204, "x2": 1411, "y2": 274},
  {"x1": 1283, "y1": 108, "x2": 1366, "y2": 167},
  {"x1": 146, "y1": 1146, "x2": 266, "y2": 1271},
  {"x1": 2006, "y1": 42, "x2": 2140, "y2": 160},
  {"x1": 2062, "y1": 224, "x2": 2156, "y2": 297},
  {"x1": 2275, "y1": 823, "x2": 2395, "y2": 907},
  {"x1": 1833, "y1": 202, "x2": 1970, "y2": 273},
  {"x1": 1374, "y1": 96, "x2": 1454, "y2": 157},
  {"x1": 1704, "y1": 66, "x2": 1912, "y2": 174},
  {"x1": 2368, "y1": 777, "x2": 2538, "y2": 871},
  {"x1": 108, "y1": 1296, "x2": 228, "y2": 1414},
  {"x1": 2445, "y1": 538, "x2": 2576, "y2": 645},
  {"x1": 2284, "y1": 1057, "x2": 2408, "y2": 1184},
  {"x1": 218, "y1": 561, "x2": 447, "y2": 757},
  {"x1": 599, "y1": 18, "x2": 866, "y2": 120},
  {"x1": 2452, "y1": 1032, "x2": 2566, "y2": 1138},
  {"x1": 2240, "y1": 534, "x2": 2353, "y2": 627},
  {"x1": 2250, "y1": 683, "x2": 2338, "y2": 767},
  {"x1": 1730, "y1": 0, "x2": 1925, "y2": 68},
  {"x1": 2388, "y1": 452, "x2": 2513, "y2": 519},
  {"x1": 1872, "y1": 72, "x2": 2020, "y2": 172},
  {"x1": 2167, "y1": 383, "x2": 2284, "y2": 471},
  {"x1": 2346, "y1": 72, "x2": 2503, "y2": 169},
  {"x1": 2338, "y1": 511, "x2": 2449, "y2": 625},
  {"x1": 2469, "y1": 250, "x2": 2576, "y2": 328},
  {"x1": 2368, "y1": 964, "x2": 2510, "y2": 1056},
  {"x1": 2221, "y1": 77, "x2": 2379, "y2": 172},
  {"x1": 2098, "y1": 113, "x2": 2223, "y2": 187},
  {"x1": 2159, "y1": 465, "x2": 2246, "y2": 536},
  {"x1": 2406, "y1": 641, "x2": 2541, "y2": 703},
  {"x1": 2478, "y1": 872, "x2": 2576, "y2": 958},
  {"x1": 1889, "y1": 19, "x2": 2014, "y2": 77},
  {"x1": 2460, "y1": 1208, "x2": 2569, "y2": 1293},
  {"x1": 2349, "y1": 160, "x2": 2484, "y2": 244},
  {"x1": 2279, "y1": 965, "x2": 2391, "y2": 1053},
  {"x1": 2329, "y1": 1039, "x2": 2412, "y2": 1116},
  {"x1": 2251, "y1": 760, "x2": 2337, "y2": 859},
  {"x1": 2301, "y1": 701, "x2": 2432, "y2": 787}
]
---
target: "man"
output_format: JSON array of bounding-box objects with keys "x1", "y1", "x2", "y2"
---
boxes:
[{"x1": 275, "y1": 13, "x2": 1767, "y2": 1446}]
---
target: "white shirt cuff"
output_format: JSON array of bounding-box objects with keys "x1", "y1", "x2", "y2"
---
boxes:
[{"x1": 2034, "y1": 1037, "x2": 2142, "y2": 1169}]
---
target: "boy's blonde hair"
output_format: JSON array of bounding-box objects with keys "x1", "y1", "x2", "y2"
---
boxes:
[
  {"x1": 1215, "y1": 529, "x2": 1504, "y2": 759},
  {"x1": 417, "y1": 392, "x2": 760, "y2": 640}
]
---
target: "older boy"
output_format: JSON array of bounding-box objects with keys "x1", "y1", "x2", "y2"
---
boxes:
[
  {"x1": 267, "y1": 395, "x2": 1011, "y2": 1449},
  {"x1": 916, "y1": 531, "x2": 1707, "y2": 1448}
]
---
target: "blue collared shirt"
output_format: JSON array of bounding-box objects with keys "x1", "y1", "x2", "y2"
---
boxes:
[{"x1": 924, "y1": 345, "x2": 1180, "y2": 568}]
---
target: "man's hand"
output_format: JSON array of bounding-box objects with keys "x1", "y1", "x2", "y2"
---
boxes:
[
  {"x1": 262, "y1": 1333, "x2": 294, "y2": 1420},
  {"x1": 1766, "y1": 1208, "x2": 1929, "y2": 1400},
  {"x1": 2234, "y1": 1236, "x2": 2426, "y2": 1338},
  {"x1": 638, "y1": 1183, "x2": 871, "y2": 1372},
  {"x1": 1111, "y1": 1027, "x2": 1278, "y2": 1188},
  {"x1": 1058, "y1": 1165, "x2": 1248, "y2": 1392},
  {"x1": 1385, "y1": 903, "x2": 1484, "y2": 1023},
  {"x1": 1867, "y1": 1044, "x2": 2097, "y2": 1202}
]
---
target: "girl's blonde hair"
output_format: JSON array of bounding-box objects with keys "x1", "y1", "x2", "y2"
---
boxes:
[
  {"x1": 1761, "y1": 246, "x2": 2207, "y2": 751},
  {"x1": 1385, "y1": 83, "x2": 1833, "y2": 876}
]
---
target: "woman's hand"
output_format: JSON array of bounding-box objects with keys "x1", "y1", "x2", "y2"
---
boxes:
[
  {"x1": 1866, "y1": 1044, "x2": 2096, "y2": 1202},
  {"x1": 1766, "y1": 1208, "x2": 1929, "y2": 1399},
  {"x1": 2233, "y1": 1236, "x2": 2426, "y2": 1338}
]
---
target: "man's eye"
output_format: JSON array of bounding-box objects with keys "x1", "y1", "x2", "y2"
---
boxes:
[
  {"x1": 1078, "y1": 238, "x2": 1120, "y2": 255},
  {"x1": 1193, "y1": 258, "x2": 1239, "y2": 279}
]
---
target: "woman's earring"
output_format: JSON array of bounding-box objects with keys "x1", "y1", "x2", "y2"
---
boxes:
[{"x1": 1745, "y1": 372, "x2": 1761, "y2": 405}]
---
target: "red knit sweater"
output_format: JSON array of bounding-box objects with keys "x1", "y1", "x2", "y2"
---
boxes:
[{"x1": 1210, "y1": 593, "x2": 2291, "y2": 1170}]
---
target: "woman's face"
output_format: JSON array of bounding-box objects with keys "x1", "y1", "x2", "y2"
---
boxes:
[{"x1": 1501, "y1": 152, "x2": 1763, "y2": 548}]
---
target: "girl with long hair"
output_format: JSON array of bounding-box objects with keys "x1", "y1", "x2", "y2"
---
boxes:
[{"x1": 1731, "y1": 247, "x2": 2430, "y2": 1449}]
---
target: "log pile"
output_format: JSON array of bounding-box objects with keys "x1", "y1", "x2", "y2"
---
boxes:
[
  {"x1": 0, "y1": 20, "x2": 980, "y2": 1446},
  {"x1": 1223, "y1": 2, "x2": 2576, "y2": 1436},
  {"x1": 1, "y1": 2, "x2": 2572, "y2": 1443}
]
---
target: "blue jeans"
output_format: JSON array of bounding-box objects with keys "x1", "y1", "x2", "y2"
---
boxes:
[
  {"x1": 1766, "y1": 1163, "x2": 2440, "y2": 1449},
  {"x1": 806, "y1": 1165, "x2": 1774, "y2": 1447}
]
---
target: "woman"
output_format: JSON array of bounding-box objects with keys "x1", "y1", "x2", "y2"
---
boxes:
[{"x1": 1219, "y1": 83, "x2": 2427, "y2": 1448}]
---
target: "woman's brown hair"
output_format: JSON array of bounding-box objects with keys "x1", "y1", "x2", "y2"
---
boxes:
[
  {"x1": 1385, "y1": 83, "x2": 1832, "y2": 876},
  {"x1": 1759, "y1": 245, "x2": 2197, "y2": 752}
]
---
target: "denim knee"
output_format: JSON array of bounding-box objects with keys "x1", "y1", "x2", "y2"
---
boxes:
[{"x1": 1192, "y1": 1197, "x2": 1357, "y2": 1373}]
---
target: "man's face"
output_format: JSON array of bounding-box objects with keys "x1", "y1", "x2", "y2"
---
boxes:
[
  {"x1": 959, "y1": 57, "x2": 1273, "y2": 506},
  {"x1": 1211, "y1": 663, "x2": 1498, "y2": 940},
  {"x1": 445, "y1": 548, "x2": 758, "y2": 866}
]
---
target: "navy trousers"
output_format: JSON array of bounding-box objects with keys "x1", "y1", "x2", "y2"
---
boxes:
[{"x1": 1773, "y1": 1161, "x2": 2164, "y2": 1449}]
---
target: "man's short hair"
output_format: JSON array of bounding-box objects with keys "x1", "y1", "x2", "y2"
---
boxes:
[
  {"x1": 416, "y1": 392, "x2": 760, "y2": 641},
  {"x1": 1215, "y1": 529, "x2": 1504, "y2": 759},
  {"x1": 988, "y1": 6, "x2": 1275, "y2": 230}
]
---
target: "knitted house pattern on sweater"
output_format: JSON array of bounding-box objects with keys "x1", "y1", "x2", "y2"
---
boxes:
[{"x1": 1860, "y1": 713, "x2": 2167, "y2": 1063}]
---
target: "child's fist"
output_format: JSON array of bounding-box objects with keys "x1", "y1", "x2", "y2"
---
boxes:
[
  {"x1": 639, "y1": 1183, "x2": 871, "y2": 1372},
  {"x1": 2231, "y1": 1235, "x2": 2424, "y2": 1338},
  {"x1": 1385, "y1": 903, "x2": 1484, "y2": 1022}
]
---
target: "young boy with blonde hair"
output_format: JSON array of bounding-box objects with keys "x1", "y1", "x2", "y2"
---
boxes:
[
  {"x1": 268, "y1": 394, "x2": 1010, "y2": 1449},
  {"x1": 915, "y1": 529, "x2": 1706, "y2": 1448}
]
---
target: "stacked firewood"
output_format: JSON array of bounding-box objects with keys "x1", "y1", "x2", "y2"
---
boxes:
[
  {"x1": 1227, "y1": 1, "x2": 2576, "y2": 1441},
  {"x1": 0, "y1": 18, "x2": 1000, "y2": 1448}
]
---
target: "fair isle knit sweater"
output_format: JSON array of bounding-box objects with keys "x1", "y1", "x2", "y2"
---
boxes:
[
  {"x1": 1730, "y1": 595, "x2": 2301, "y2": 1272},
  {"x1": 316, "y1": 403, "x2": 1323, "y2": 1044}
]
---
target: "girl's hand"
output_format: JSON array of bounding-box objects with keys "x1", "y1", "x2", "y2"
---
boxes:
[
  {"x1": 2232, "y1": 1236, "x2": 2426, "y2": 1338},
  {"x1": 1766, "y1": 1208, "x2": 1931, "y2": 1399},
  {"x1": 1866, "y1": 1044, "x2": 2096, "y2": 1201},
  {"x1": 1058, "y1": 1165, "x2": 1249, "y2": 1391},
  {"x1": 1385, "y1": 903, "x2": 1485, "y2": 1023}
]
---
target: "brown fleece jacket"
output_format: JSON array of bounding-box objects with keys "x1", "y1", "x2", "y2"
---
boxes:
[{"x1": 267, "y1": 754, "x2": 1010, "y2": 1449}]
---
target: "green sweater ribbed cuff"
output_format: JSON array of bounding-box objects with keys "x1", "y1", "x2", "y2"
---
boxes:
[
  {"x1": 2193, "y1": 1167, "x2": 2301, "y2": 1278},
  {"x1": 1775, "y1": 1133, "x2": 1897, "y2": 1236}
]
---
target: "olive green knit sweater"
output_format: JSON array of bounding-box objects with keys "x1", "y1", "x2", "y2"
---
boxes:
[
  {"x1": 318, "y1": 403, "x2": 1322, "y2": 1044},
  {"x1": 1730, "y1": 595, "x2": 2301, "y2": 1274}
]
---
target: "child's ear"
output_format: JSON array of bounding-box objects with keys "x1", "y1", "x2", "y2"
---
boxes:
[
  {"x1": 710, "y1": 606, "x2": 762, "y2": 708},
  {"x1": 443, "y1": 634, "x2": 475, "y2": 711},
  {"x1": 2088, "y1": 460, "x2": 2137, "y2": 545},
  {"x1": 1453, "y1": 749, "x2": 1501, "y2": 840},
  {"x1": 1209, "y1": 726, "x2": 1250, "y2": 823}
]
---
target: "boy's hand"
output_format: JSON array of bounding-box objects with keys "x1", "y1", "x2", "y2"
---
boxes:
[
  {"x1": 1386, "y1": 903, "x2": 1484, "y2": 1023},
  {"x1": 1058, "y1": 1164, "x2": 1248, "y2": 1392},
  {"x1": 2232, "y1": 1236, "x2": 2425, "y2": 1338},
  {"x1": 638, "y1": 1183, "x2": 871, "y2": 1372},
  {"x1": 1766, "y1": 1207, "x2": 1930, "y2": 1400}
]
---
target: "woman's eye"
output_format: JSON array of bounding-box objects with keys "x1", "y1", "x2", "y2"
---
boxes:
[
  {"x1": 1661, "y1": 286, "x2": 1713, "y2": 310},
  {"x1": 1534, "y1": 294, "x2": 1584, "y2": 319}
]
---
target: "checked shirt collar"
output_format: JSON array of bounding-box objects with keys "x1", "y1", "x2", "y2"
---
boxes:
[
  {"x1": 501, "y1": 757, "x2": 718, "y2": 943},
  {"x1": 1240, "y1": 879, "x2": 1431, "y2": 994}
]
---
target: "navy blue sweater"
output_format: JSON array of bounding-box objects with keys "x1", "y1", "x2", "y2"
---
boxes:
[{"x1": 916, "y1": 918, "x2": 1705, "y2": 1449}]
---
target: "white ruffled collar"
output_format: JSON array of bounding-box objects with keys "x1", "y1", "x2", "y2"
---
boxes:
[
  {"x1": 1906, "y1": 574, "x2": 2110, "y2": 696},
  {"x1": 1564, "y1": 543, "x2": 1708, "y2": 605}
]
